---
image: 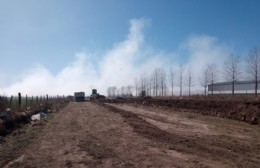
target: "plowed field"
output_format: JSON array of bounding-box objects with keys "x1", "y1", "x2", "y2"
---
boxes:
[{"x1": 1, "y1": 102, "x2": 259, "y2": 168}]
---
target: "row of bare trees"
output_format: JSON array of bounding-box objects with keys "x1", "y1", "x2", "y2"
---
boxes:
[
  {"x1": 107, "y1": 86, "x2": 133, "y2": 98},
  {"x1": 134, "y1": 68, "x2": 168, "y2": 97},
  {"x1": 133, "y1": 66, "x2": 195, "y2": 97},
  {"x1": 248, "y1": 47, "x2": 260, "y2": 96},
  {"x1": 201, "y1": 47, "x2": 260, "y2": 97},
  {"x1": 106, "y1": 47, "x2": 259, "y2": 97}
]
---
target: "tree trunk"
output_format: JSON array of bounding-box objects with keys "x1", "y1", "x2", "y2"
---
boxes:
[
  {"x1": 232, "y1": 81, "x2": 235, "y2": 96},
  {"x1": 189, "y1": 85, "x2": 191, "y2": 97},
  {"x1": 172, "y1": 83, "x2": 173, "y2": 97},
  {"x1": 211, "y1": 79, "x2": 213, "y2": 95},
  {"x1": 255, "y1": 74, "x2": 258, "y2": 97}
]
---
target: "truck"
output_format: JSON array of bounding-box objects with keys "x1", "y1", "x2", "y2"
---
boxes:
[
  {"x1": 74, "y1": 92, "x2": 85, "y2": 102},
  {"x1": 90, "y1": 89, "x2": 105, "y2": 101}
]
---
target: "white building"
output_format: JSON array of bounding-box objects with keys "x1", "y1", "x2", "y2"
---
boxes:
[{"x1": 208, "y1": 80, "x2": 260, "y2": 95}]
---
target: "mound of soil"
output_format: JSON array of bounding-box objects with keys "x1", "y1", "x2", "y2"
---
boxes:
[{"x1": 118, "y1": 98, "x2": 260, "y2": 125}]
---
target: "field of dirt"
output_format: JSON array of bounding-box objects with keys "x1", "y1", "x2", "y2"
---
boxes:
[
  {"x1": 0, "y1": 102, "x2": 259, "y2": 168},
  {"x1": 125, "y1": 98, "x2": 260, "y2": 125}
]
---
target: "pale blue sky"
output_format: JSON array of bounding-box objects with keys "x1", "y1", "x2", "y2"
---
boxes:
[{"x1": 0, "y1": 0, "x2": 260, "y2": 95}]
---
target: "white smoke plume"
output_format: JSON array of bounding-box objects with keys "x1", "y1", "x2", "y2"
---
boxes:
[{"x1": 0, "y1": 18, "x2": 234, "y2": 96}]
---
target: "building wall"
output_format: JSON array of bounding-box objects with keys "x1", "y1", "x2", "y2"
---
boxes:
[{"x1": 208, "y1": 81, "x2": 260, "y2": 94}]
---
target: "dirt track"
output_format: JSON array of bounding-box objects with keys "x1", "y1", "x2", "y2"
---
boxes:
[{"x1": 1, "y1": 102, "x2": 260, "y2": 168}]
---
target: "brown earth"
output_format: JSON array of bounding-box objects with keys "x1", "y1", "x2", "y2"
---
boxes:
[
  {"x1": 0, "y1": 102, "x2": 259, "y2": 168},
  {"x1": 124, "y1": 98, "x2": 260, "y2": 124}
]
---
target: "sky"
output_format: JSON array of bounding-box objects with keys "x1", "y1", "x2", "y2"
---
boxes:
[{"x1": 0, "y1": 0, "x2": 259, "y2": 96}]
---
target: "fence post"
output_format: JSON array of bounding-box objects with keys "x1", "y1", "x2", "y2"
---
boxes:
[
  {"x1": 9, "y1": 95, "x2": 13, "y2": 108},
  {"x1": 36, "y1": 96, "x2": 39, "y2": 105},
  {"x1": 18, "y1": 92, "x2": 21, "y2": 110},
  {"x1": 26, "y1": 94, "x2": 28, "y2": 108},
  {"x1": 31, "y1": 96, "x2": 34, "y2": 105}
]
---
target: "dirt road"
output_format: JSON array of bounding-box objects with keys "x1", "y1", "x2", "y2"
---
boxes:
[{"x1": 1, "y1": 102, "x2": 260, "y2": 168}]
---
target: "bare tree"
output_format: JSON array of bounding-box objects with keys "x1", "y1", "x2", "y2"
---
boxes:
[
  {"x1": 144, "y1": 74, "x2": 150, "y2": 96},
  {"x1": 179, "y1": 65, "x2": 184, "y2": 97},
  {"x1": 152, "y1": 68, "x2": 160, "y2": 97},
  {"x1": 120, "y1": 86, "x2": 125, "y2": 97},
  {"x1": 134, "y1": 77, "x2": 138, "y2": 97},
  {"x1": 158, "y1": 68, "x2": 166, "y2": 96},
  {"x1": 116, "y1": 88, "x2": 121, "y2": 97},
  {"x1": 139, "y1": 73, "x2": 146, "y2": 92},
  {"x1": 185, "y1": 66, "x2": 195, "y2": 97},
  {"x1": 126, "y1": 85, "x2": 133, "y2": 97},
  {"x1": 134, "y1": 73, "x2": 151, "y2": 97},
  {"x1": 111, "y1": 86, "x2": 117, "y2": 97},
  {"x1": 207, "y1": 64, "x2": 217, "y2": 95},
  {"x1": 169, "y1": 67, "x2": 175, "y2": 97},
  {"x1": 200, "y1": 67, "x2": 210, "y2": 97},
  {"x1": 138, "y1": 73, "x2": 150, "y2": 96},
  {"x1": 107, "y1": 87, "x2": 112, "y2": 97},
  {"x1": 148, "y1": 76, "x2": 153, "y2": 96},
  {"x1": 224, "y1": 54, "x2": 241, "y2": 96},
  {"x1": 151, "y1": 73, "x2": 155, "y2": 96},
  {"x1": 247, "y1": 47, "x2": 260, "y2": 97}
]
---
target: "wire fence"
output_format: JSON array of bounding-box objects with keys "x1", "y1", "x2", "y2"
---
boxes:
[{"x1": 0, "y1": 93, "x2": 67, "y2": 112}]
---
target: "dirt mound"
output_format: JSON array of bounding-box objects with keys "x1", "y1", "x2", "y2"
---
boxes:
[{"x1": 120, "y1": 98, "x2": 260, "y2": 125}]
